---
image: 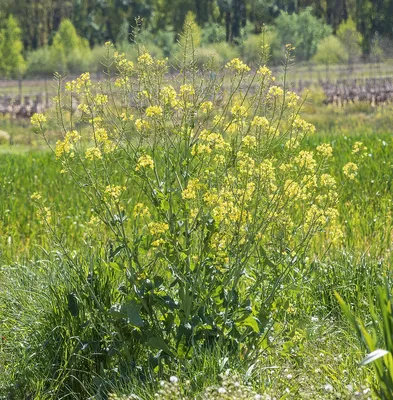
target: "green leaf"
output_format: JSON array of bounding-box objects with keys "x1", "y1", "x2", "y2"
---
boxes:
[
  {"x1": 237, "y1": 316, "x2": 260, "y2": 333},
  {"x1": 148, "y1": 336, "x2": 175, "y2": 357},
  {"x1": 122, "y1": 300, "x2": 144, "y2": 327},
  {"x1": 361, "y1": 349, "x2": 389, "y2": 365}
]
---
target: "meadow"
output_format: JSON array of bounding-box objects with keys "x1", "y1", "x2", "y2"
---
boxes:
[{"x1": 2, "y1": 47, "x2": 393, "y2": 400}]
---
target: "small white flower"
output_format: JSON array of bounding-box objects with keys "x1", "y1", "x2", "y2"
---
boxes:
[
  {"x1": 218, "y1": 387, "x2": 226, "y2": 394},
  {"x1": 169, "y1": 376, "x2": 178, "y2": 384},
  {"x1": 363, "y1": 388, "x2": 371, "y2": 394},
  {"x1": 324, "y1": 384, "x2": 333, "y2": 392},
  {"x1": 286, "y1": 374, "x2": 293, "y2": 379},
  {"x1": 254, "y1": 395, "x2": 262, "y2": 400}
]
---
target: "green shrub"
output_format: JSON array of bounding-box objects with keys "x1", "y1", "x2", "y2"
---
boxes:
[{"x1": 275, "y1": 8, "x2": 332, "y2": 61}]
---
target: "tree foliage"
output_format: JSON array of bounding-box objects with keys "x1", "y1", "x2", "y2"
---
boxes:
[
  {"x1": 0, "y1": 15, "x2": 26, "y2": 77},
  {"x1": 275, "y1": 8, "x2": 332, "y2": 61}
]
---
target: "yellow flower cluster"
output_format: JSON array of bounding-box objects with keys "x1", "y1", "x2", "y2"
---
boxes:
[
  {"x1": 231, "y1": 104, "x2": 248, "y2": 118},
  {"x1": 294, "y1": 150, "x2": 316, "y2": 171},
  {"x1": 138, "y1": 53, "x2": 154, "y2": 66},
  {"x1": 257, "y1": 65, "x2": 273, "y2": 78},
  {"x1": 242, "y1": 135, "x2": 257, "y2": 149},
  {"x1": 179, "y1": 84, "x2": 195, "y2": 97},
  {"x1": 135, "y1": 154, "x2": 154, "y2": 171},
  {"x1": 95, "y1": 128, "x2": 113, "y2": 153},
  {"x1": 160, "y1": 85, "x2": 179, "y2": 109},
  {"x1": 114, "y1": 52, "x2": 134, "y2": 74},
  {"x1": 199, "y1": 101, "x2": 213, "y2": 114},
  {"x1": 74, "y1": 72, "x2": 92, "y2": 94},
  {"x1": 145, "y1": 105, "x2": 163, "y2": 118},
  {"x1": 268, "y1": 86, "x2": 284, "y2": 97},
  {"x1": 55, "y1": 130, "x2": 81, "y2": 158},
  {"x1": 352, "y1": 141, "x2": 367, "y2": 155},
  {"x1": 133, "y1": 203, "x2": 150, "y2": 218},
  {"x1": 85, "y1": 147, "x2": 102, "y2": 161},
  {"x1": 316, "y1": 143, "x2": 333, "y2": 158},
  {"x1": 192, "y1": 130, "x2": 229, "y2": 156},
  {"x1": 225, "y1": 58, "x2": 250, "y2": 73},
  {"x1": 182, "y1": 178, "x2": 203, "y2": 200},
  {"x1": 135, "y1": 119, "x2": 150, "y2": 132},
  {"x1": 343, "y1": 162, "x2": 358, "y2": 179},
  {"x1": 148, "y1": 222, "x2": 169, "y2": 235},
  {"x1": 31, "y1": 113, "x2": 47, "y2": 127},
  {"x1": 104, "y1": 185, "x2": 126, "y2": 201},
  {"x1": 94, "y1": 94, "x2": 109, "y2": 106},
  {"x1": 251, "y1": 116, "x2": 269, "y2": 129}
]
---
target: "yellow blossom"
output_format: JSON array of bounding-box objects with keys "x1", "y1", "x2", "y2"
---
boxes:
[
  {"x1": 268, "y1": 85, "x2": 284, "y2": 97},
  {"x1": 160, "y1": 85, "x2": 179, "y2": 108},
  {"x1": 138, "y1": 53, "x2": 154, "y2": 66},
  {"x1": 316, "y1": 143, "x2": 333, "y2": 158},
  {"x1": 179, "y1": 84, "x2": 195, "y2": 97},
  {"x1": 148, "y1": 222, "x2": 169, "y2": 235},
  {"x1": 343, "y1": 162, "x2": 358, "y2": 179},
  {"x1": 133, "y1": 203, "x2": 150, "y2": 218},
  {"x1": 251, "y1": 116, "x2": 269, "y2": 129},
  {"x1": 352, "y1": 141, "x2": 367, "y2": 155},
  {"x1": 135, "y1": 119, "x2": 150, "y2": 132},
  {"x1": 225, "y1": 58, "x2": 250, "y2": 73},
  {"x1": 242, "y1": 135, "x2": 257, "y2": 149},
  {"x1": 135, "y1": 154, "x2": 154, "y2": 171},
  {"x1": 231, "y1": 104, "x2": 248, "y2": 118},
  {"x1": 199, "y1": 101, "x2": 213, "y2": 113},
  {"x1": 182, "y1": 178, "x2": 202, "y2": 200},
  {"x1": 85, "y1": 147, "x2": 102, "y2": 160},
  {"x1": 31, "y1": 192, "x2": 42, "y2": 200},
  {"x1": 257, "y1": 65, "x2": 272, "y2": 78},
  {"x1": 145, "y1": 105, "x2": 163, "y2": 118},
  {"x1": 104, "y1": 185, "x2": 126, "y2": 201},
  {"x1": 31, "y1": 113, "x2": 47, "y2": 126}
]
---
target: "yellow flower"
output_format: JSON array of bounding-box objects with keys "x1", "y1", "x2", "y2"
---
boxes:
[
  {"x1": 160, "y1": 85, "x2": 179, "y2": 108},
  {"x1": 31, "y1": 113, "x2": 47, "y2": 126},
  {"x1": 85, "y1": 147, "x2": 102, "y2": 160},
  {"x1": 138, "y1": 53, "x2": 154, "y2": 66},
  {"x1": 145, "y1": 105, "x2": 163, "y2": 118},
  {"x1": 268, "y1": 85, "x2": 284, "y2": 97},
  {"x1": 30, "y1": 192, "x2": 42, "y2": 200},
  {"x1": 179, "y1": 84, "x2": 195, "y2": 97},
  {"x1": 343, "y1": 162, "x2": 358, "y2": 179},
  {"x1": 231, "y1": 104, "x2": 248, "y2": 118},
  {"x1": 94, "y1": 94, "x2": 109, "y2": 106},
  {"x1": 148, "y1": 222, "x2": 169, "y2": 235},
  {"x1": 225, "y1": 58, "x2": 250, "y2": 73},
  {"x1": 104, "y1": 185, "x2": 125, "y2": 201},
  {"x1": 242, "y1": 135, "x2": 257, "y2": 149},
  {"x1": 135, "y1": 154, "x2": 154, "y2": 171},
  {"x1": 135, "y1": 119, "x2": 150, "y2": 132},
  {"x1": 257, "y1": 65, "x2": 272, "y2": 78},
  {"x1": 352, "y1": 141, "x2": 367, "y2": 155},
  {"x1": 199, "y1": 101, "x2": 213, "y2": 113},
  {"x1": 294, "y1": 151, "x2": 316, "y2": 171},
  {"x1": 320, "y1": 174, "x2": 336, "y2": 188},
  {"x1": 251, "y1": 116, "x2": 269, "y2": 129},
  {"x1": 182, "y1": 178, "x2": 202, "y2": 200},
  {"x1": 316, "y1": 143, "x2": 333, "y2": 158},
  {"x1": 133, "y1": 203, "x2": 150, "y2": 218}
]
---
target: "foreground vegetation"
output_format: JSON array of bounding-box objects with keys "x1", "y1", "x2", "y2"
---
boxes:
[{"x1": 2, "y1": 40, "x2": 393, "y2": 400}]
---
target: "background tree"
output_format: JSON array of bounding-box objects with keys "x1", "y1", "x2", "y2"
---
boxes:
[
  {"x1": 336, "y1": 17, "x2": 362, "y2": 64},
  {"x1": 0, "y1": 15, "x2": 26, "y2": 78},
  {"x1": 275, "y1": 8, "x2": 332, "y2": 61}
]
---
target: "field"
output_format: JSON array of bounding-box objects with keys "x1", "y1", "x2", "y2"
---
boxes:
[{"x1": 2, "y1": 54, "x2": 393, "y2": 400}]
